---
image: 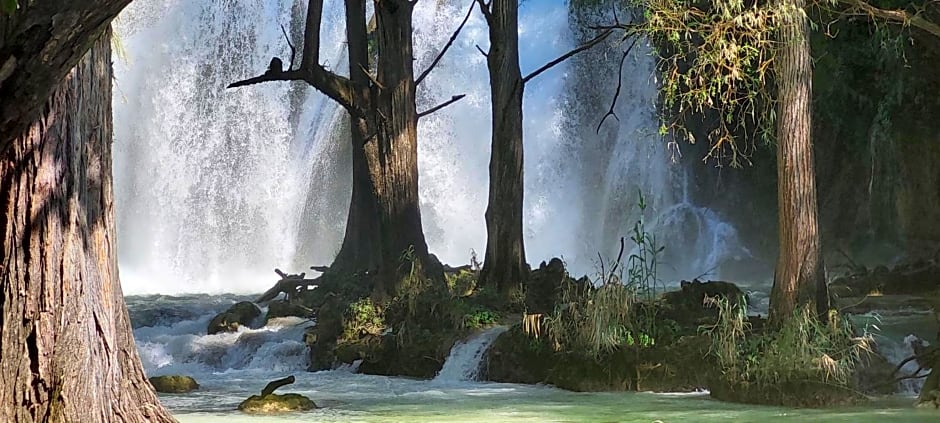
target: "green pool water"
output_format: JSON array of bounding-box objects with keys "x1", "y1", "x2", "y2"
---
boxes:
[{"x1": 163, "y1": 371, "x2": 936, "y2": 423}]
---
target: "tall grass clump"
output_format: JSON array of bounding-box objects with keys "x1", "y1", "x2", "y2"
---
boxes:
[
  {"x1": 706, "y1": 296, "x2": 873, "y2": 393},
  {"x1": 542, "y1": 192, "x2": 665, "y2": 358}
]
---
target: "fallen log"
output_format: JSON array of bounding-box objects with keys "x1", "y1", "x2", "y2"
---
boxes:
[{"x1": 261, "y1": 375, "x2": 295, "y2": 398}]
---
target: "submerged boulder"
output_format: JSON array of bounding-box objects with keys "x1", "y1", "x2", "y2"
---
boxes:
[
  {"x1": 207, "y1": 301, "x2": 261, "y2": 334},
  {"x1": 237, "y1": 394, "x2": 317, "y2": 413},
  {"x1": 149, "y1": 375, "x2": 199, "y2": 393}
]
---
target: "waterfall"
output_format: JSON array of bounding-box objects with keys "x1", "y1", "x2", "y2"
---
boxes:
[
  {"x1": 113, "y1": 0, "x2": 757, "y2": 295},
  {"x1": 434, "y1": 326, "x2": 509, "y2": 383}
]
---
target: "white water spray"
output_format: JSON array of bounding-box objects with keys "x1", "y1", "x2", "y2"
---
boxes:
[{"x1": 114, "y1": 0, "x2": 753, "y2": 295}]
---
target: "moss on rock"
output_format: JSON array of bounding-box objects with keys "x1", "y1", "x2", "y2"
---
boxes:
[
  {"x1": 149, "y1": 375, "x2": 199, "y2": 393},
  {"x1": 237, "y1": 393, "x2": 317, "y2": 414}
]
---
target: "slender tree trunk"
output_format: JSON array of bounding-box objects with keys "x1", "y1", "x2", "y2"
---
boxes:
[
  {"x1": 332, "y1": 0, "x2": 382, "y2": 273},
  {"x1": 0, "y1": 32, "x2": 175, "y2": 423},
  {"x1": 769, "y1": 0, "x2": 829, "y2": 323},
  {"x1": 480, "y1": 0, "x2": 527, "y2": 294},
  {"x1": 366, "y1": 0, "x2": 437, "y2": 295}
]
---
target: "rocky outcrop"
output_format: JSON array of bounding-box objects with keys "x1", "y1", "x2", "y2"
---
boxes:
[
  {"x1": 207, "y1": 301, "x2": 261, "y2": 335},
  {"x1": 830, "y1": 260, "x2": 940, "y2": 298},
  {"x1": 661, "y1": 279, "x2": 747, "y2": 324},
  {"x1": 148, "y1": 375, "x2": 199, "y2": 393}
]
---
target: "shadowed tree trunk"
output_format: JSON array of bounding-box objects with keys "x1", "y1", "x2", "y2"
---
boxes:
[
  {"x1": 479, "y1": 0, "x2": 527, "y2": 295},
  {"x1": 0, "y1": 0, "x2": 132, "y2": 152},
  {"x1": 0, "y1": 31, "x2": 175, "y2": 423},
  {"x1": 769, "y1": 0, "x2": 828, "y2": 323},
  {"x1": 331, "y1": 0, "x2": 381, "y2": 274}
]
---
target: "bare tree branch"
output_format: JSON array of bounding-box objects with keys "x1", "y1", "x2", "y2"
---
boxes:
[
  {"x1": 418, "y1": 94, "x2": 467, "y2": 119},
  {"x1": 838, "y1": 0, "x2": 940, "y2": 38},
  {"x1": 280, "y1": 24, "x2": 297, "y2": 70},
  {"x1": 475, "y1": 44, "x2": 489, "y2": 57},
  {"x1": 416, "y1": 0, "x2": 476, "y2": 86},
  {"x1": 523, "y1": 28, "x2": 613, "y2": 84},
  {"x1": 596, "y1": 37, "x2": 639, "y2": 133},
  {"x1": 229, "y1": 0, "x2": 364, "y2": 115},
  {"x1": 228, "y1": 67, "x2": 360, "y2": 115}
]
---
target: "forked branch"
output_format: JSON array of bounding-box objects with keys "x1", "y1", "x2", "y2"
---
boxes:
[{"x1": 838, "y1": 0, "x2": 940, "y2": 38}]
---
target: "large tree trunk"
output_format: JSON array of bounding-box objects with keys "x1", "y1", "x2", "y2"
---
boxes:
[
  {"x1": 769, "y1": 0, "x2": 829, "y2": 323},
  {"x1": 0, "y1": 32, "x2": 175, "y2": 423},
  {"x1": 331, "y1": 0, "x2": 382, "y2": 274},
  {"x1": 0, "y1": 0, "x2": 132, "y2": 153},
  {"x1": 479, "y1": 0, "x2": 527, "y2": 294},
  {"x1": 366, "y1": 0, "x2": 437, "y2": 296}
]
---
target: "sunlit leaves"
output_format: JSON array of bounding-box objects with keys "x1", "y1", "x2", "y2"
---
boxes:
[{"x1": 634, "y1": 0, "x2": 794, "y2": 166}]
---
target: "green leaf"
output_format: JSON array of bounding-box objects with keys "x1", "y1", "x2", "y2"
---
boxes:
[{"x1": 1, "y1": 0, "x2": 17, "y2": 14}]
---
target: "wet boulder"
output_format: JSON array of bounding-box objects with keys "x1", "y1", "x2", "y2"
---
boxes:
[
  {"x1": 149, "y1": 375, "x2": 199, "y2": 393},
  {"x1": 237, "y1": 375, "x2": 317, "y2": 414},
  {"x1": 238, "y1": 394, "x2": 317, "y2": 413},
  {"x1": 207, "y1": 301, "x2": 261, "y2": 335},
  {"x1": 265, "y1": 300, "x2": 312, "y2": 323}
]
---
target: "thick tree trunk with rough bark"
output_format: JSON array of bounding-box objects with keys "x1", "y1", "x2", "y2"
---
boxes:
[
  {"x1": 366, "y1": 0, "x2": 436, "y2": 295},
  {"x1": 769, "y1": 0, "x2": 829, "y2": 323},
  {"x1": 479, "y1": 0, "x2": 527, "y2": 294},
  {"x1": 0, "y1": 32, "x2": 175, "y2": 423},
  {"x1": 0, "y1": 0, "x2": 132, "y2": 153}
]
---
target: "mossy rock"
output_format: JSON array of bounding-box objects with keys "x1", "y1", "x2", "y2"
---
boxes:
[
  {"x1": 917, "y1": 390, "x2": 940, "y2": 409},
  {"x1": 237, "y1": 393, "x2": 317, "y2": 414},
  {"x1": 709, "y1": 380, "x2": 865, "y2": 407},
  {"x1": 208, "y1": 301, "x2": 261, "y2": 334},
  {"x1": 149, "y1": 375, "x2": 199, "y2": 393},
  {"x1": 265, "y1": 300, "x2": 311, "y2": 323},
  {"x1": 486, "y1": 325, "x2": 714, "y2": 392},
  {"x1": 356, "y1": 330, "x2": 462, "y2": 379}
]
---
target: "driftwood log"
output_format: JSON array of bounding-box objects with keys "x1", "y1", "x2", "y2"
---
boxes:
[
  {"x1": 255, "y1": 269, "x2": 319, "y2": 303},
  {"x1": 260, "y1": 375, "x2": 295, "y2": 397}
]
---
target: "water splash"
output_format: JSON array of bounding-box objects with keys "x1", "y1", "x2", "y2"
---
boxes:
[{"x1": 434, "y1": 326, "x2": 509, "y2": 383}]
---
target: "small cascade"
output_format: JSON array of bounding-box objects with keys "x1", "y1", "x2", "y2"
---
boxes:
[
  {"x1": 129, "y1": 295, "x2": 312, "y2": 376},
  {"x1": 434, "y1": 326, "x2": 509, "y2": 383}
]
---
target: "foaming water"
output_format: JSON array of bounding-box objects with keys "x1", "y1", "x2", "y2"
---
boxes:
[
  {"x1": 114, "y1": 0, "x2": 757, "y2": 295},
  {"x1": 434, "y1": 326, "x2": 509, "y2": 383},
  {"x1": 129, "y1": 295, "x2": 311, "y2": 377},
  {"x1": 128, "y1": 295, "x2": 935, "y2": 422}
]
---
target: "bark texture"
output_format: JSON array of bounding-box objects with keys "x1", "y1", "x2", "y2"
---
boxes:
[
  {"x1": 769, "y1": 0, "x2": 829, "y2": 323},
  {"x1": 0, "y1": 0, "x2": 132, "y2": 154},
  {"x1": 479, "y1": 0, "x2": 527, "y2": 294},
  {"x1": 0, "y1": 32, "x2": 175, "y2": 422},
  {"x1": 367, "y1": 0, "x2": 435, "y2": 295}
]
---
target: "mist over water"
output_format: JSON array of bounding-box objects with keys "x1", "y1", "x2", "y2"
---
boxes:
[{"x1": 113, "y1": 0, "x2": 755, "y2": 295}]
